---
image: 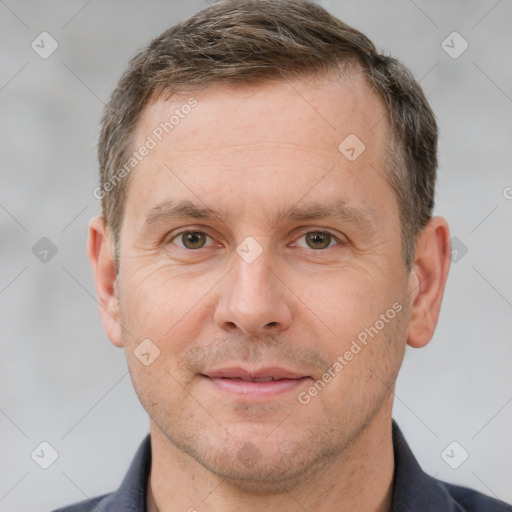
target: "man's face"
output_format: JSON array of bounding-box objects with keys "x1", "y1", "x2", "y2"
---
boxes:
[{"x1": 115, "y1": 72, "x2": 413, "y2": 485}]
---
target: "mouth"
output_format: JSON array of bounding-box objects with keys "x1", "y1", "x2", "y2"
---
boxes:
[{"x1": 200, "y1": 367, "x2": 312, "y2": 399}]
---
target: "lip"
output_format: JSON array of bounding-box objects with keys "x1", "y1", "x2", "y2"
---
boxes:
[
  {"x1": 205, "y1": 367, "x2": 308, "y2": 380},
  {"x1": 201, "y1": 367, "x2": 312, "y2": 399}
]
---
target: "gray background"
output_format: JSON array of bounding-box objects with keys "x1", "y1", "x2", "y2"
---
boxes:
[{"x1": 1, "y1": 0, "x2": 511, "y2": 510}]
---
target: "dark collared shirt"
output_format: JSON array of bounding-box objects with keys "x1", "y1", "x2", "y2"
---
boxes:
[{"x1": 52, "y1": 421, "x2": 512, "y2": 511}]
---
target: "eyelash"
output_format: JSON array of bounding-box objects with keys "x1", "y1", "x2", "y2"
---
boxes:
[{"x1": 165, "y1": 229, "x2": 345, "y2": 251}]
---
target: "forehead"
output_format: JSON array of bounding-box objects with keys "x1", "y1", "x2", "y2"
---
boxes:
[
  {"x1": 123, "y1": 71, "x2": 392, "y2": 230},
  {"x1": 136, "y1": 70, "x2": 386, "y2": 154}
]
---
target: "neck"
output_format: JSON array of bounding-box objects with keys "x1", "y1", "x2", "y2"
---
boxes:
[{"x1": 148, "y1": 402, "x2": 395, "y2": 512}]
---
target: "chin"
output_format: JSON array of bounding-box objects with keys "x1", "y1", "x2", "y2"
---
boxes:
[{"x1": 171, "y1": 423, "x2": 341, "y2": 492}]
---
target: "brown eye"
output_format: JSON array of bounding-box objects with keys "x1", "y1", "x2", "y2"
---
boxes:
[
  {"x1": 304, "y1": 231, "x2": 333, "y2": 249},
  {"x1": 179, "y1": 231, "x2": 208, "y2": 249}
]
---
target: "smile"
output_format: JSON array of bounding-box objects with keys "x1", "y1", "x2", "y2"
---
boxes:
[{"x1": 200, "y1": 367, "x2": 312, "y2": 399}]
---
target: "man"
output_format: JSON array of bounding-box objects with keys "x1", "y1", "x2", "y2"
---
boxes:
[{"x1": 54, "y1": 0, "x2": 511, "y2": 510}]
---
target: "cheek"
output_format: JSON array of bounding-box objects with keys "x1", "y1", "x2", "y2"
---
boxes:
[
  {"x1": 315, "y1": 309, "x2": 408, "y2": 418},
  {"x1": 295, "y1": 268, "x2": 408, "y2": 408},
  {"x1": 119, "y1": 263, "x2": 212, "y2": 340},
  {"x1": 295, "y1": 266, "x2": 402, "y2": 342},
  {"x1": 125, "y1": 351, "x2": 193, "y2": 431}
]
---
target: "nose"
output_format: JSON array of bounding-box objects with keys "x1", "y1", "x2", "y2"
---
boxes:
[{"x1": 213, "y1": 248, "x2": 293, "y2": 335}]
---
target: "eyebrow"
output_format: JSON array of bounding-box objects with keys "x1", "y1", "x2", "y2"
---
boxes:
[{"x1": 141, "y1": 198, "x2": 377, "y2": 234}]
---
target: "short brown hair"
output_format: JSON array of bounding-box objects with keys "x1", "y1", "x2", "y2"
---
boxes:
[{"x1": 97, "y1": 0, "x2": 437, "y2": 272}]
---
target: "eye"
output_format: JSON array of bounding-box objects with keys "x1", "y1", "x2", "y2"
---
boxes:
[
  {"x1": 168, "y1": 230, "x2": 214, "y2": 250},
  {"x1": 294, "y1": 231, "x2": 341, "y2": 250},
  {"x1": 165, "y1": 229, "x2": 343, "y2": 252}
]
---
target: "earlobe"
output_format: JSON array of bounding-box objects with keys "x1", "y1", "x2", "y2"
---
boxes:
[
  {"x1": 406, "y1": 217, "x2": 451, "y2": 349},
  {"x1": 87, "y1": 216, "x2": 124, "y2": 348}
]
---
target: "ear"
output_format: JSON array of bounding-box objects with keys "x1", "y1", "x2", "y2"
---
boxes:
[
  {"x1": 87, "y1": 216, "x2": 123, "y2": 348},
  {"x1": 406, "y1": 216, "x2": 451, "y2": 349}
]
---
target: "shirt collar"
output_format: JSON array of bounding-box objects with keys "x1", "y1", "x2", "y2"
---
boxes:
[
  {"x1": 99, "y1": 432, "x2": 151, "y2": 511},
  {"x1": 390, "y1": 419, "x2": 457, "y2": 511}
]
